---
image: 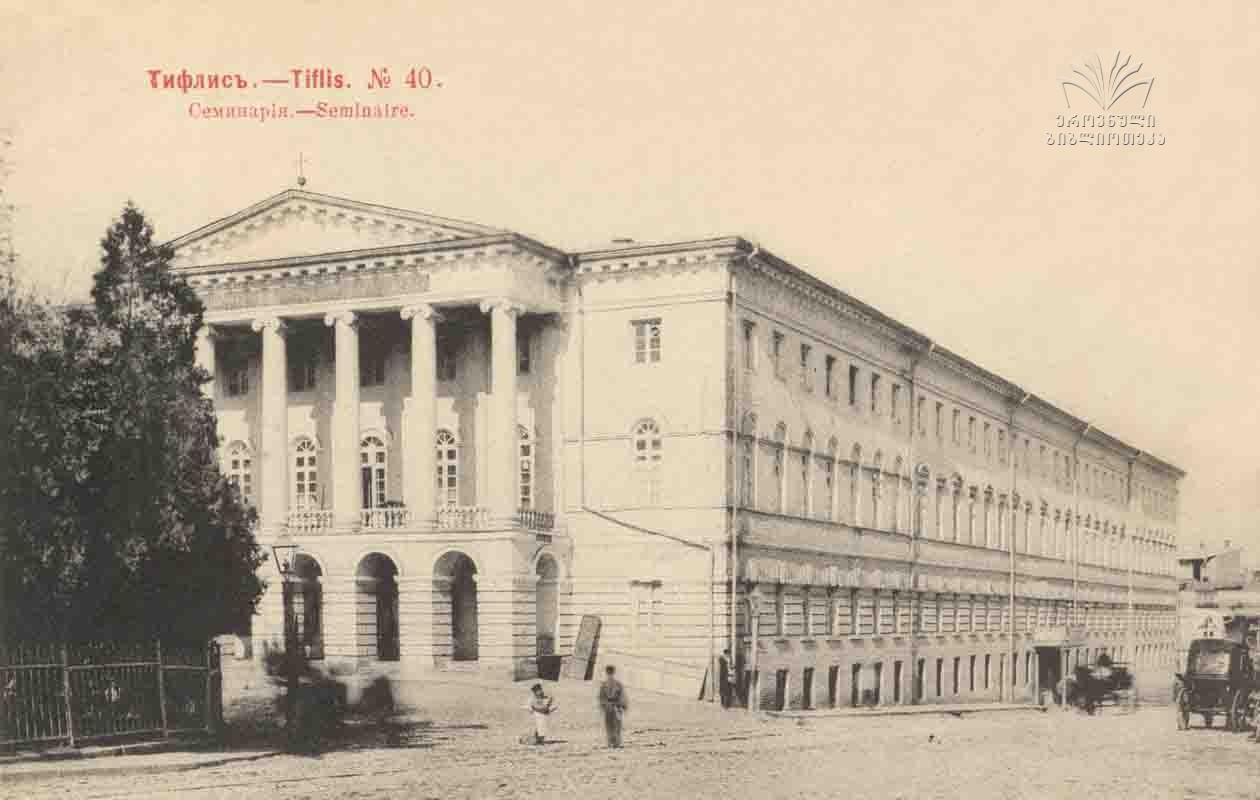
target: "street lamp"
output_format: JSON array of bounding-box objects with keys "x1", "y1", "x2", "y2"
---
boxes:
[{"x1": 270, "y1": 538, "x2": 300, "y2": 742}]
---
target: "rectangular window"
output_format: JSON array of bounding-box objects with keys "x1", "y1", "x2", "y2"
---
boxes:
[
  {"x1": 935, "y1": 402, "x2": 944, "y2": 440},
  {"x1": 288, "y1": 354, "x2": 317, "y2": 393},
  {"x1": 869, "y1": 374, "x2": 881, "y2": 415},
  {"x1": 436, "y1": 336, "x2": 456, "y2": 382},
  {"x1": 632, "y1": 318, "x2": 662, "y2": 364},
  {"x1": 952, "y1": 409, "x2": 960, "y2": 444},
  {"x1": 983, "y1": 422, "x2": 991, "y2": 458},
  {"x1": 226, "y1": 365, "x2": 250, "y2": 397},
  {"x1": 824, "y1": 355, "x2": 836, "y2": 398},
  {"x1": 848, "y1": 365, "x2": 859, "y2": 406},
  {"x1": 968, "y1": 417, "x2": 976, "y2": 452},
  {"x1": 917, "y1": 397, "x2": 926, "y2": 435},
  {"x1": 360, "y1": 351, "x2": 386, "y2": 387},
  {"x1": 517, "y1": 328, "x2": 531, "y2": 375},
  {"x1": 800, "y1": 343, "x2": 812, "y2": 391},
  {"x1": 772, "y1": 331, "x2": 785, "y2": 378},
  {"x1": 742, "y1": 320, "x2": 756, "y2": 371},
  {"x1": 891, "y1": 384, "x2": 902, "y2": 424},
  {"x1": 998, "y1": 430, "x2": 1007, "y2": 464},
  {"x1": 632, "y1": 582, "x2": 660, "y2": 638}
]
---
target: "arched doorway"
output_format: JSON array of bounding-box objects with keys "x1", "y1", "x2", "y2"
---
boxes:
[
  {"x1": 293, "y1": 554, "x2": 324, "y2": 661},
  {"x1": 355, "y1": 553, "x2": 399, "y2": 661},
  {"x1": 435, "y1": 551, "x2": 478, "y2": 662},
  {"x1": 535, "y1": 555, "x2": 560, "y2": 657}
]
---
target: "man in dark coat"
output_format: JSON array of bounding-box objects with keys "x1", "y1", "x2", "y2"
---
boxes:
[{"x1": 598, "y1": 664, "x2": 628, "y2": 747}]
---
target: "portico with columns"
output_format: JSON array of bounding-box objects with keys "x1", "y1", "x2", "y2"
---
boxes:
[{"x1": 179, "y1": 189, "x2": 572, "y2": 680}]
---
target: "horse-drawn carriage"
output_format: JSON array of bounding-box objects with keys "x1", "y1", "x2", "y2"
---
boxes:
[
  {"x1": 1068, "y1": 654, "x2": 1134, "y2": 713},
  {"x1": 1174, "y1": 638, "x2": 1256, "y2": 732}
]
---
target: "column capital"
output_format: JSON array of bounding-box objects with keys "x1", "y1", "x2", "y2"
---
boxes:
[
  {"x1": 479, "y1": 297, "x2": 525, "y2": 317},
  {"x1": 400, "y1": 303, "x2": 440, "y2": 322},
  {"x1": 251, "y1": 316, "x2": 288, "y2": 335},
  {"x1": 323, "y1": 310, "x2": 358, "y2": 329}
]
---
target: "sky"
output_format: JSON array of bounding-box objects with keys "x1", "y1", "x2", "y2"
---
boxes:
[{"x1": 2, "y1": 1, "x2": 1257, "y2": 556}]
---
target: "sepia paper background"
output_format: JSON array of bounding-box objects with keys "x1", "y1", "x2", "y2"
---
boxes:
[{"x1": 1, "y1": 0, "x2": 1256, "y2": 557}]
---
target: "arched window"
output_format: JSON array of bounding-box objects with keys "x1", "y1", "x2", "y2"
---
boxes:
[
  {"x1": 519, "y1": 426, "x2": 534, "y2": 510},
  {"x1": 823, "y1": 438, "x2": 838, "y2": 521},
  {"x1": 801, "y1": 430, "x2": 815, "y2": 517},
  {"x1": 632, "y1": 418, "x2": 662, "y2": 465},
  {"x1": 739, "y1": 414, "x2": 757, "y2": 509},
  {"x1": 892, "y1": 456, "x2": 904, "y2": 532},
  {"x1": 849, "y1": 444, "x2": 863, "y2": 526},
  {"x1": 870, "y1": 451, "x2": 883, "y2": 528},
  {"x1": 436, "y1": 429, "x2": 459, "y2": 507},
  {"x1": 225, "y1": 441, "x2": 254, "y2": 506},
  {"x1": 293, "y1": 437, "x2": 318, "y2": 509},
  {"x1": 772, "y1": 423, "x2": 787, "y2": 513},
  {"x1": 632, "y1": 419, "x2": 663, "y2": 505},
  {"x1": 360, "y1": 435, "x2": 387, "y2": 509}
]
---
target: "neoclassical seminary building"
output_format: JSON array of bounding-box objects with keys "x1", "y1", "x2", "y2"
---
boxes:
[{"x1": 178, "y1": 187, "x2": 1182, "y2": 707}]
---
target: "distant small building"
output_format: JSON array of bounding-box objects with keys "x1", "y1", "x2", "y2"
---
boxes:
[{"x1": 1178, "y1": 541, "x2": 1257, "y2": 656}]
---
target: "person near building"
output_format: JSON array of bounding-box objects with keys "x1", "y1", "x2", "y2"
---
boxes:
[
  {"x1": 718, "y1": 649, "x2": 734, "y2": 709},
  {"x1": 525, "y1": 683, "x2": 556, "y2": 745},
  {"x1": 598, "y1": 664, "x2": 628, "y2": 748}
]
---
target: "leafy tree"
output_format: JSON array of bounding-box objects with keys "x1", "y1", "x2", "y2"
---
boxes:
[{"x1": 0, "y1": 204, "x2": 265, "y2": 643}]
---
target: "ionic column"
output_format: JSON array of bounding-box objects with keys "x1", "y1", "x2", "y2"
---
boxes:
[
  {"x1": 194, "y1": 326, "x2": 216, "y2": 399},
  {"x1": 251, "y1": 316, "x2": 288, "y2": 536},
  {"x1": 324, "y1": 311, "x2": 361, "y2": 532},
  {"x1": 401, "y1": 304, "x2": 438, "y2": 524},
  {"x1": 480, "y1": 298, "x2": 523, "y2": 520}
]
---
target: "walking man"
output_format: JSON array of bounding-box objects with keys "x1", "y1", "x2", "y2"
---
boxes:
[{"x1": 598, "y1": 664, "x2": 628, "y2": 748}]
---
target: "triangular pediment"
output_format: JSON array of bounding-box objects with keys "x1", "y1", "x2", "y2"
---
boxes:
[{"x1": 169, "y1": 189, "x2": 503, "y2": 270}]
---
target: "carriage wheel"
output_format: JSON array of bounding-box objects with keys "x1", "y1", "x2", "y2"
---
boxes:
[{"x1": 1175, "y1": 688, "x2": 1190, "y2": 731}]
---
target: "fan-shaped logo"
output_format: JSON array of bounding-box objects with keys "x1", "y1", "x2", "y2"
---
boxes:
[{"x1": 1059, "y1": 51, "x2": 1154, "y2": 110}]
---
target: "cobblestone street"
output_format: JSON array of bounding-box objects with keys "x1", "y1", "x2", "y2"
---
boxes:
[{"x1": 5, "y1": 674, "x2": 1258, "y2": 800}]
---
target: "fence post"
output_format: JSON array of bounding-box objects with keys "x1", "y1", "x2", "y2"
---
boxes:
[
  {"x1": 156, "y1": 640, "x2": 169, "y2": 737},
  {"x1": 204, "y1": 642, "x2": 215, "y2": 735},
  {"x1": 60, "y1": 643, "x2": 75, "y2": 748}
]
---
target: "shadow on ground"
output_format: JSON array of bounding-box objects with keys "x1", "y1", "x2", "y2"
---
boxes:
[{"x1": 221, "y1": 672, "x2": 491, "y2": 758}]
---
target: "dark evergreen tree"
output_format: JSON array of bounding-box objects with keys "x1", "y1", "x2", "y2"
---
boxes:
[{"x1": 0, "y1": 204, "x2": 265, "y2": 643}]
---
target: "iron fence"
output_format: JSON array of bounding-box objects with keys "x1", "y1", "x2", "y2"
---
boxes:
[{"x1": 0, "y1": 640, "x2": 220, "y2": 750}]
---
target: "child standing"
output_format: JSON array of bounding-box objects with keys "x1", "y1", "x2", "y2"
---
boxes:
[{"x1": 526, "y1": 683, "x2": 556, "y2": 744}]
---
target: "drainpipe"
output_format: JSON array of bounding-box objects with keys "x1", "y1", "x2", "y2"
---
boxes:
[
  {"x1": 1007, "y1": 391, "x2": 1030, "y2": 703},
  {"x1": 573, "y1": 254, "x2": 586, "y2": 511},
  {"x1": 907, "y1": 340, "x2": 934, "y2": 703},
  {"x1": 1071, "y1": 422, "x2": 1092, "y2": 629}
]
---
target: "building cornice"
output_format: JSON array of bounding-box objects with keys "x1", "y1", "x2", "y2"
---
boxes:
[{"x1": 177, "y1": 232, "x2": 569, "y2": 280}]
